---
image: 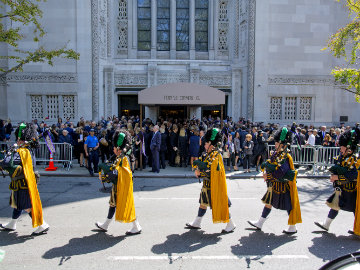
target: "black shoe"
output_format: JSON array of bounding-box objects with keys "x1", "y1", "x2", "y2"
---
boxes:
[
  {"x1": 314, "y1": 222, "x2": 328, "y2": 231},
  {"x1": 282, "y1": 230, "x2": 297, "y2": 235},
  {"x1": 221, "y1": 228, "x2": 235, "y2": 234},
  {"x1": 185, "y1": 223, "x2": 201, "y2": 229},
  {"x1": 90, "y1": 172, "x2": 94, "y2": 177},
  {"x1": 125, "y1": 230, "x2": 142, "y2": 236},
  {"x1": 31, "y1": 227, "x2": 50, "y2": 236},
  {"x1": 247, "y1": 221, "x2": 261, "y2": 230},
  {"x1": 0, "y1": 224, "x2": 15, "y2": 231}
]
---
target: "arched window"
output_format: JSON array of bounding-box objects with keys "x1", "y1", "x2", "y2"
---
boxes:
[
  {"x1": 176, "y1": 0, "x2": 189, "y2": 51},
  {"x1": 195, "y1": 0, "x2": 208, "y2": 52},
  {"x1": 157, "y1": 0, "x2": 170, "y2": 51},
  {"x1": 138, "y1": 0, "x2": 151, "y2": 51}
]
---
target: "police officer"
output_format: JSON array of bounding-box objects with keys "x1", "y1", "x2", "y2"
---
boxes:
[{"x1": 84, "y1": 128, "x2": 99, "y2": 176}]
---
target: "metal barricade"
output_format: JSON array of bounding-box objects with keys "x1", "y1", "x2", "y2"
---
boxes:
[
  {"x1": 0, "y1": 141, "x2": 73, "y2": 171},
  {"x1": 266, "y1": 144, "x2": 342, "y2": 174}
]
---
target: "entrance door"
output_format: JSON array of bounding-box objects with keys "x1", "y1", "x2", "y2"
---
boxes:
[
  {"x1": 118, "y1": 95, "x2": 140, "y2": 117},
  {"x1": 159, "y1": 106, "x2": 187, "y2": 120}
]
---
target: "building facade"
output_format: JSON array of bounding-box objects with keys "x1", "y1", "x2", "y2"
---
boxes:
[{"x1": 0, "y1": 0, "x2": 358, "y2": 125}]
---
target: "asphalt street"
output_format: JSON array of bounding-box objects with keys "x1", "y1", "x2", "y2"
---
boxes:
[{"x1": 0, "y1": 175, "x2": 359, "y2": 270}]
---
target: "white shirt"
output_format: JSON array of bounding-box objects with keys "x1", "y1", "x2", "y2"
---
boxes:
[{"x1": 307, "y1": 134, "x2": 315, "y2": 146}]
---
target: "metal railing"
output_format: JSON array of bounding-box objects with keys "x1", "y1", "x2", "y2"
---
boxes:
[
  {"x1": 267, "y1": 145, "x2": 343, "y2": 174},
  {"x1": 0, "y1": 141, "x2": 73, "y2": 171}
]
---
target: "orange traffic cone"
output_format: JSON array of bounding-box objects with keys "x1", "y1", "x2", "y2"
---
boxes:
[{"x1": 45, "y1": 153, "x2": 58, "y2": 171}]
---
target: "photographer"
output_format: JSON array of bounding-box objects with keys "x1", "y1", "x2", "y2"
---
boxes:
[{"x1": 84, "y1": 128, "x2": 99, "y2": 176}]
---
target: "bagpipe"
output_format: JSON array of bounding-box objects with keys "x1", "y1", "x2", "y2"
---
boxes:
[{"x1": 260, "y1": 153, "x2": 296, "y2": 183}]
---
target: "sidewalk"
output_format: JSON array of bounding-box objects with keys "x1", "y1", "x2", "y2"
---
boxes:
[{"x1": 36, "y1": 162, "x2": 331, "y2": 179}]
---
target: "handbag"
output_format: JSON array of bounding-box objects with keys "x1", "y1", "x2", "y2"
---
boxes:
[
  {"x1": 100, "y1": 137, "x2": 108, "y2": 147},
  {"x1": 175, "y1": 153, "x2": 181, "y2": 165},
  {"x1": 223, "y1": 150, "x2": 230, "y2": 159}
]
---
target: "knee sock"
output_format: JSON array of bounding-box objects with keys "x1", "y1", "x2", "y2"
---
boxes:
[
  {"x1": 328, "y1": 209, "x2": 339, "y2": 219},
  {"x1": 107, "y1": 207, "x2": 116, "y2": 219},
  {"x1": 261, "y1": 207, "x2": 271, "y2": 218},
  {"x1": 28, "y1": 212, "x2": 32, "y2": 218},
  {"x1": 198, "y1": 208, "x2": 207, "y2": 217},
  {"x1": 12, "y1": 209, "x2": 22, "y2": 219},
  {"x1": 287, "y1": 209, "x2": 291, "y2": 216}
]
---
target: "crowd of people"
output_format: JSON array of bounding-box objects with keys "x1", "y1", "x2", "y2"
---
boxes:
[{"x1": 0, "y1": 115, "x2": 357, "y2": 176}]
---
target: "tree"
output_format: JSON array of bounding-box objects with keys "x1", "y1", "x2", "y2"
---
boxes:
[
  {"x1": 0, "y1": 0, "x2": 79, "y2": 77},
  {"x1": 325, "y1": 0, "x2": 360, "y2": 102}
]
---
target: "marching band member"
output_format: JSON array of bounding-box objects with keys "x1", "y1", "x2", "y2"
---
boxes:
[
  {"x1": 0, "y1": 123, "x2": 49, "y2": 235},
  {"x1": 186, "y1": 128, "x2": 236, "y2": 234},
  {"x1": 96, "y1": 129, "x2": 141, "y2": 235},
  {"x1": 315, "y1": 128, "x2": 360, "y2": 235},
  {"x1": 248, "y1": 127, "x2": 302, "y2": 234}
]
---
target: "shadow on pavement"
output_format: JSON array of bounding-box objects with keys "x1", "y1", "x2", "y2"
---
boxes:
[
  {"x1": 42, "y1": 232, "x2": 125, "y2": 265},
  {"x1": 151, "y1": 230, "x2": 222, "y2": 264},
  {"x1": 231, "y1": 230, "x2": 297, "y2": 268},
  {"x1": 0, "y1": 231, "x2": 34, "y2": 247},
  {"x1": 308, "y1": 232, "x2": 360, "y2": 263}
]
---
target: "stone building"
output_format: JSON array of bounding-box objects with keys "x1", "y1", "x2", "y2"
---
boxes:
[{"x1": 0, "y1": 0, "x2": 358, "y2": 125}]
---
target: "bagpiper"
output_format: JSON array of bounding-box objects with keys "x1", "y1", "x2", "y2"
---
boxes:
[
  {"x1": 96, "y1": 129, "x2": 142, "y2": 235},
  {"x1": 248, "y1": 127, "x2": 302, "y2": 234},
  {"x1": 0, "y1": 123, "x2": 50, "y2": 235},
  {"x1": 314, "y1": 128, "x2": 360, "y2": 235},
  {"x1": 185, "y1": 128, "x2": 236, "y2": 233}
]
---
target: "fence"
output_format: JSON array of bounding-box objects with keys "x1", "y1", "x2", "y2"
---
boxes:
[
  {"x1": 0, "y1": 142, "x2": 73, "y2": 171},
  {"x1": 267, "y1": 145, "x2": 341, "y2": 174}
]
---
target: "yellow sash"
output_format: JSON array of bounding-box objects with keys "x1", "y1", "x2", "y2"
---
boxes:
[
  {"x1": 287, "y1": 154, "x2": 302, "y2": 225},
  {"x1": 114, "y1": 156, "x2": 136, "y2": 223},
  {"x1": 210, "y1": 153, "x2": 230, "y2": 223},
  {"x1": 18, "y1": 148, "x2": 43, "y2": 228}
]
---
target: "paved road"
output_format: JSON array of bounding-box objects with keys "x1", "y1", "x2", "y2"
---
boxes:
[{"x1": 0, "y1": 176, "x2": 359, "y2": 269}]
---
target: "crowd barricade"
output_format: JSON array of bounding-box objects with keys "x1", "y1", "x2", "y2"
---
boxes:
[
  {"x1": 0, "y1": 141, "x2": 73, "y2": 171},
  {"x1": 267, "y1": 145, "x2": 341, "y2": 174}
]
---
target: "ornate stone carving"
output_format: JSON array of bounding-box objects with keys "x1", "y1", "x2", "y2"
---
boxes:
[
  {"x1": 199, "y1": 72, "x2": 231, "y2": 87},
  {"x1": 99, "y1": 0, "x2": 108, "y2": 59},
  {"x1": 114, "y1": 73, "x2": 147, "y2": 86},
  {"x1": 6, "y1": 72, "x2": 78, "y2": 83},
  {"x1": 284, "y1": 97, "x2": 297, "y2": 120},
  {"x1": 233, "y1": 0, "x2": 240, "y2": 59},
  {"x1": 46, "y1": 95, "x2": 59, "y2": 119},
  {"x1": 91, "y1": 0, "x2": 100, "y2": 120},
  {"x1": 105, "y1": 69, "x2": 114, "y2": 117},
  {"x1": 117, "y1": 0, "x2": 128, "y2": 55},
  {"x1": 247, "y1": 0, "x2": 256, "y2": 120},
  {"x1": 63, "y1": 95, "x2": 76, "y2": 119},
  {"x1": 269, "y1": 97, "x2": 282, "y2": 121},
  {"x1": 107, "y1": 0, "x2": 113, "y2": 57},
  {"x1": 30, "y1": 95, "x2": 44, "y2": 119},
  {"x1": 299, "y1": 97, "x2": 312, "y2": 120},
  {"x1": 268, "y1": 75, "x2": 334, "y2": 85},
  {"x1": 157, "y1": 72, "x2": 190, "y2": 85},
  {"x1": 218, "y1": 0, "x2": 229, "y2": 55}
]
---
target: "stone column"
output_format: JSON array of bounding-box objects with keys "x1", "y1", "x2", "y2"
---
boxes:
[
  {"x1": 189, "y1": 0, "x2": 195, "y2": 59},
  {"x1": 170, "y1": 0, "x2": 176, "y2": 59},
  {"x1": 91, "y1": 0, "x2": 100, "y2": 121},
  {"x1": 151, "y1": 0, "x2": 157, "y2": 58},
  {"x1": 129, "y1": 0, "x2": 138, "y2": 58},
  {"x1": 231, "y1": 65, "x2": 242, "y2": 121}
]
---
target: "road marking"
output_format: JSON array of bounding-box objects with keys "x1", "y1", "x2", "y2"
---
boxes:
[
  {"x1": 108, "y1": 255, "x2": 309, "y2": 261},
  {"x1": 138, "y1": 198, "x2": 257, "y2": 200}
]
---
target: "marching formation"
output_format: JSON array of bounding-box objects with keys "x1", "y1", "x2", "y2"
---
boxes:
[{"x1": 0, "y1": 123, "x2": 360, "y2": 239}]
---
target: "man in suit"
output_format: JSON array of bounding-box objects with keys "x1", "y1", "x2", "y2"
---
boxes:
[
  {"x1": 150, "y1": 125, "x2": 161, "y2": 173},
  {"x1": 319, "y1": 126, "x2": 327, "y2": 144}
]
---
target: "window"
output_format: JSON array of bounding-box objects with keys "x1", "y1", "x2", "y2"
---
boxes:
[
  {"x1": 29, "y1": 95, "x2": 76, "y2": 121},
  {"x1": 176, "y1": 0, "x2": 189, "y2": 51},
  {"x1": 269, "y1": 96, "x2": 312, "y2": 121},
  {"x1": 195, "y1": 0, "x2": 208, "y2": 51},
  {"x1": 138, "y1": 0, "x2": 151, "y2": 51},
  {"x1": 269, "y1": 97, "x2": 282, "y2": 120},
  {"x1": 157, "y1": 0, "x2": 170, "y2": 51}
]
